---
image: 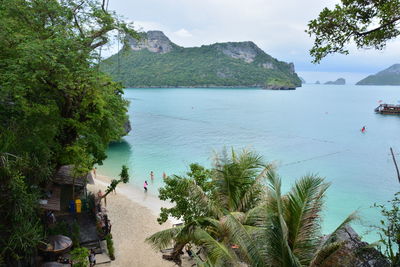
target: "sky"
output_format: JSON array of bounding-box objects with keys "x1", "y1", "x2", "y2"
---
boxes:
[{"x1": 105, "y1": 0, "x2": 400, "y2": 84}]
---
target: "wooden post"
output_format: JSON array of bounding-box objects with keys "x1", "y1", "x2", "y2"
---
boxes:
[{"x1": 390, "y1": 147, "x2": 400, "y2": 183}]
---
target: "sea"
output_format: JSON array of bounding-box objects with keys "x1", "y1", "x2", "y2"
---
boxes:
[{"x1": 97, "y1": 84, "x2": 400, "y2": 242}]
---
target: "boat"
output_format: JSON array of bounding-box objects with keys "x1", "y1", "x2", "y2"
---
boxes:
[{"x1": 374, "y1": 104, "x2": 400, "y2": 114}]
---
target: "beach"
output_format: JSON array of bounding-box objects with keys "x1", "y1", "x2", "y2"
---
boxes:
[{"x1": 87, "y1": 174, "x2": 184, "y2": 267}]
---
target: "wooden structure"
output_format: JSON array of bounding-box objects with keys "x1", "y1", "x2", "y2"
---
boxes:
[
  {"x1": 53, "y1": 165, "x2": 94, "y2": 186},
  {"x1": 39, "y1": 185, "x2": 61, "y2": 211},
  {"x1": 374, "y1": 104, "x2": 400, "y2": 114}
]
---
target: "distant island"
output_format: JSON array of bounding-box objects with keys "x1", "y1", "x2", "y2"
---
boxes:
[
  {"x1": 101, "y1": 31, "x2": 301, "y2": 89},
  {"x1": 357, "y1": 64, "x2": 400, "y2": 85},
  {"x1": 324, "y1": 78, "x2": 346, "y2": 85}
]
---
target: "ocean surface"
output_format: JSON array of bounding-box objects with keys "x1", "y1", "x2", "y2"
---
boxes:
[{"x1": 97, "y1": 84, "x2": 400, "y2": 241}]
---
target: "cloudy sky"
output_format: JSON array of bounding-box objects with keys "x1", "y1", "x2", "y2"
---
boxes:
[{"x1": 106, "y1": 0, "x2": 400, "y2": 84}]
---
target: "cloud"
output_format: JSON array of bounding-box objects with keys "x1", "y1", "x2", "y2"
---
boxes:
[{"x1": 173, "y1": 28, "x2": 193, "y2": 38}]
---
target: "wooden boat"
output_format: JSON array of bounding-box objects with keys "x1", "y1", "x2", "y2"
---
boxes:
[{"x1": 374, "y1": 104, "x2": 400, "y2": 114}]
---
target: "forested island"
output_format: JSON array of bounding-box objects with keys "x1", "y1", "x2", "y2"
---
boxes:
[
  {"x1": 101, "y1": 31, "x2": 302, "y2": 89},
  {"x1": 357, "y1": 64, "x2": 400, "y2": 85}
]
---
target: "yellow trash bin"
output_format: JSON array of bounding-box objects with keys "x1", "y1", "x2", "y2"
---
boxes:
[{"x1": 75, "y1": 199, "x2": 82, "y2": 213}]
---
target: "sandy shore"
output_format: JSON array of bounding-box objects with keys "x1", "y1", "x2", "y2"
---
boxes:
[{"x1": 87, "y1": 175, "x2": 183, "y2": 267}]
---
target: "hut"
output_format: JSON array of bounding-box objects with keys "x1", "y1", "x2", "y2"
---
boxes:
[{"x1": 53, "y1": 165, "x2": 94, "y2": 211}]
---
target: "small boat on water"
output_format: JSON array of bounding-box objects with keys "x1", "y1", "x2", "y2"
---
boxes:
[{"x1": 374, "y1": 104, "x2": 400, "y2": 114}]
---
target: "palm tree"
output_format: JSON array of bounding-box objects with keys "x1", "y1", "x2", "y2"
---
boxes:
[
  {"x1": 147, "y1": 149, "x2": 356, "y2": 266},
  {"x1": 208, "y1": 171, "x2": 357, "y2": 267},
  {"x1": 146, "y1": 148, "x2": 273, "y2": 265}
]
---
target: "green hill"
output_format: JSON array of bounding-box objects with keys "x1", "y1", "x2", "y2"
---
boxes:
[
  {"x1": 101, "y1": 31, "x2": 301, "y2": 89},
  {"x1": 356, "y1": 64, "x2": 400, "y2": 85}
]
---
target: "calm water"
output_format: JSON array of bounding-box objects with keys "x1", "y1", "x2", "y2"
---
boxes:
[{"x1": 98, "y1": 84, "x2": 400, "y2": 240}]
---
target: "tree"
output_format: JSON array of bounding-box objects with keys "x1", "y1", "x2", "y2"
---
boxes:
[
  {"x1": 307, "y1": 0, "x2": 400, "y2": 63},
  {"x1": 157, "y1": 163, "x2": 213, "y2": 224},
  {"x1": 374, "y1": 192, "x2": 400, "y2": 266},
  {"x1": 101, "y1": 165, "x2": 130, "y2": 206},
  {"x1": 0, "y1": 154, "x2": 43, "y2": 265},
  {"x1": 0, "y1": 0, "x2": 138, "y2": 183},
  {"x1": 147, "y1": 149, "x2": 356, "y2": 267},
  {"x1": 0, "y1": 0, "x2": 137, "y2": 263},
  {"x1": 147, "y1": 148, "x2": 271, "y2": 264}
]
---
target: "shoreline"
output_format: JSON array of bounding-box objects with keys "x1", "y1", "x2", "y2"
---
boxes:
[
  {"x1": 86, "y1": 174, "x2": 185, "y2": 266},
  {"x1": 93, "y1": 174, "x2": 182, "y2": 225}
]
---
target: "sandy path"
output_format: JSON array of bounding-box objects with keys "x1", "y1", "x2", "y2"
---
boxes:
[{"x1": 87, "y1": 176, "x2": 178, "y2": 267}]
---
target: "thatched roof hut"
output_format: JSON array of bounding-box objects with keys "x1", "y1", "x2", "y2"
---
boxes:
[{"x1": 53, "y1": 165, "x2": 94, "y2": 187}]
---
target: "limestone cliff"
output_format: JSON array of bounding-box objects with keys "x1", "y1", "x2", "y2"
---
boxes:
[
  {"x1": 102, "y1": 31, "x2": 301, "y2": 89},
  {"x1": 127, "y1": 31, "x2": 178, "y2": 54}
]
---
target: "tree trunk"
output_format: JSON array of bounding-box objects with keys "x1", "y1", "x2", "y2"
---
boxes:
[{"x1": 162, "y1": 242, "x2": 185, "y2": 266}]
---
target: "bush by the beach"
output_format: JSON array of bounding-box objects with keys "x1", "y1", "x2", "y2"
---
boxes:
[
  {"x1": 105, "y1": 234, "x2": 115, "y2": 260},
  {"x1": 71, "y1": 247, "x2": 89, "y2": 267}
]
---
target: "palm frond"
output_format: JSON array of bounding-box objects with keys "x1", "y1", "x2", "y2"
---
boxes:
[
  {"x1": 188, "y1": 180, "x2": 223, "y2": 218},
  {"x1": 145, "y1": 226, "x2": 184, "y2": 250},
  {"x1": 224, "y1": 213, "x2": 267, "y2": 267},
  {"x1": 238, "y1": 163, "x2": 275, "y2": 212},
  {"x1": 192, "y1": 228, "x2": 238, "y2": 266},
  {"x1": 285, "y1": 174, "x2": 330, "y2": 264},
  {"x1": 261, "y1": 170, "x2": 303, "y2": 267}
]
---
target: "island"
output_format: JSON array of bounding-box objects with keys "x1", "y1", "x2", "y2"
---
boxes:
[
  {"x1": 356, "y1": 64, "x2": 400, "y2": 85},
  {"x1": 101, "y1": 31, "x2": 301, "y2": 90},
  {"x1": 324, "y1": 78, "x2": 346, "y2": 85}
]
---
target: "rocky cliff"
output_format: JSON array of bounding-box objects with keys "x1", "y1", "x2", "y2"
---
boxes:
[
  {"x1": 127, "y1": 31, "x2": 178, "y2": 54},
  {"x1": 320, "y1": 226, "x2": 390, "y2": 267},
  {"x1": 101, "y1": 31, "x2": 301, "y2": 89},
  {"x1": 357, "y1": 64, "x2": 400, "y2": 85}
]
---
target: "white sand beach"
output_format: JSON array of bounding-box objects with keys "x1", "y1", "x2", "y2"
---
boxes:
[{"x1": 87, "y1": 174, "x2": 185, "y2": 267}]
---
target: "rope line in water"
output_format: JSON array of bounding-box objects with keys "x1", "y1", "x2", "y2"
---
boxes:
[{"x1": 281, "y1": 149, "x2": 349, "y2": 167}]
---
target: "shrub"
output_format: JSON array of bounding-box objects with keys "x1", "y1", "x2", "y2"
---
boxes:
[
  {"x1": 105, "y1": 234, "x2": 115, "y2": 260},
  {"x1": 71, "y1": 221, "x2": 80, "y2": 247},
  {"x1": 71, "y1": 247, "x2": 89, "y2": 267}
]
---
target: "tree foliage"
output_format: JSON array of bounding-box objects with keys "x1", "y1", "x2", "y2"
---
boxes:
[
  {"x1": 0, "y1": 154, "x2": 43, "y2": 264},
  {"x1": 0, "y1": 0, "x2": 137, "y2": 263},
  {"x1": 148, "y1": 149, "x2": 355, "y2": 266},
  {"x1": 102, "y1": 165, "x2": 130, "y2": 200},
  {"x1": 158, "y1": 163, "x2": 213, "y2": 224},
  {"x1": 374, "y1": 192, "x2": 400, "y2": 266},
  {"x1": 307, "y1": 0, "x2": 400, "y2": 63}
]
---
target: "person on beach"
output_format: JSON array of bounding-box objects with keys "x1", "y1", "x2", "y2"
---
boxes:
[
  {"x1": 163, "y1": 172, "x2": 167, "y2": 179},
  {"x1": 93, "y1": 167, "x2": 97, "y2": 178},
  {"x1": 89, "y1": 249, "x2": 96, "y2": 267},
  {"x1": 144, "y1": 180, "x2": 148, "y2": 192},
  {"x1": 97, "y1": 190, "x2": 103, "y2": 206},
  {"x1": 150, "y1": 171, "x2": 154, "y2": 180}
]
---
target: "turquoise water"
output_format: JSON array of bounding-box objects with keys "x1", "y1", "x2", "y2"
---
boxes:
[{"x1": 98, "y1": 84, "x2": 400, "y2": 240}]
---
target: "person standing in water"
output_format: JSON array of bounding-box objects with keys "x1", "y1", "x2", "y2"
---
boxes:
[
  {"x1": 361, "y1": 126, "x2": 366, "y2": 133},
  {"x1": 162, "y1": 172, "x2": 167, "y2": 179},
  {"x1": 144, "y1": 181, "x2": 148, "y2": 192},
  {"x1": 150, "y1": 171, "x2": 154, "y2": 180}
]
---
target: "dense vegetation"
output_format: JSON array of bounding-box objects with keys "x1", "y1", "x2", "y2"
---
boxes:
[
  {"x1": 101, "y1": 41, "x2": 301, "y2": 88},
  {"x1": 357, "y1": 64, "x2": 400, "y2": 85},
  {"x1": 147, "y1": 149, "x2": 358, "y2": 266},
  {"x1": 0, "y1": 0, "x2": 136, "y2": 264}
]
